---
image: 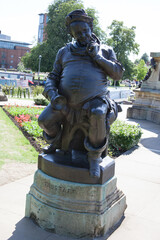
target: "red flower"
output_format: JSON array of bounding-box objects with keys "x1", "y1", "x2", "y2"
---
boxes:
[{"x1": 14, "y1": 114, "x2": 31, "y2": 124}]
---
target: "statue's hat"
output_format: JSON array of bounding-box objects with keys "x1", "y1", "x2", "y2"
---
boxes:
[{"x1": 65, "y1": 9, "x2": 93, "y2": 27}]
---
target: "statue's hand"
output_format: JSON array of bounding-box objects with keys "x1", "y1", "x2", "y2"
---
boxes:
[
  {"x1": 51, "y1": 95, "x2": 68, "y2": 115},
  {"x1": 86, "y1": 42, "x2": 99, "y2": 58}
]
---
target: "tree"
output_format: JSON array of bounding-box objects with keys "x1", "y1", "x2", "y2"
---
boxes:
[
  {"x1": 85, "y1": 8, "x2": 107, "y2": 44},
  {"x1": 136, "y1": 59, "x2": 148, "y2": 81},
  {"x1": 22, "y1": 42, "x2": 56, "y2": 72},
  {"x1": 107, "y1": 20, "x2": 139, "y2": 79},
  {"x1": 141, "y1": 53, "x2": 149, "y2": 64},
  {"x1": 22, "y1": 0, "x2": 107, "y2": 72},
  {"x1": 17, "y1": 61, "x2": 25, "y2": 72}
]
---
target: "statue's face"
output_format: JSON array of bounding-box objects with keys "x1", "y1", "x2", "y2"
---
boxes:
[{"x1": 70, "y1": 21, "x2": 92, "y2": 46}]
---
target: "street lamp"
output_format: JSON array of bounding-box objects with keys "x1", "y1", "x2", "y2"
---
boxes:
[{"x1": 38, "y1": 55, "x2": 42, "y2": 79}]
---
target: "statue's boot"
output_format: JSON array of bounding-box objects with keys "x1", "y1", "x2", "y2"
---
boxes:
[
  {"x1": 88, "y1": 156, "x2": 102, "y2": 178},
  {"x1": 71, "y1": 150, "x2": 89, "y2": 168},
  {"x1": 84, "y1": 138, "x2": 107, "y2": 178},
  {"x1": 43, "y1": 130, "x2": 61, "y2": 154}
]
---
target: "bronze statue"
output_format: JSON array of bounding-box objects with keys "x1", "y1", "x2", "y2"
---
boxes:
[{"x1": 38, "y1": 9, "x2": 124, "y2": 178}]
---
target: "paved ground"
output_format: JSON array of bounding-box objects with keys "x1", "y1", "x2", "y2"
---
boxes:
[
  {"x1": 0, "y1": 98, "x2": 35, "y2": 107},
  {"x1": 0, "y1": 101, "x2": 160, "y2": 240}
]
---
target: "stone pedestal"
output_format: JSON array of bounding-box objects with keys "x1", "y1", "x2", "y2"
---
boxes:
[
  {"x1": 0, "y1": 92, "x2": 8, "y2": 101},
  {"x1": 25, "y1": 153, "x2": 126, "y2": 239},
  {"x1": 127, "y1": 52, "x2": 160, "y2": 124}
]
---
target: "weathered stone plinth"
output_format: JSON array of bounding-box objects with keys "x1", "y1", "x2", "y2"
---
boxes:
[
  {"x1": 25, "y1": 153, "x2": 126, "y2": 239},
  {"x1": 127, "y1": 88, "x2": 160, "y2": 124},
  {"x1": 127, "y1": 52, "x2": 160, "y2": 124},
  {"x1": 0, "y1": 92, "x2": 8, "y2": 101},
  {"x1": 25, "y1": 169, "x2": 126, "y2": 239}
]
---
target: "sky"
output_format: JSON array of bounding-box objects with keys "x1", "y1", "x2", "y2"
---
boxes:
[{"x1": 0, "y1": 0, "x2": 160, "y2": 61}]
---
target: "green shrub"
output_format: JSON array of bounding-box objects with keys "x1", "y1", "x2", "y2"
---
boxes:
[
  {"x1": 19, "y1": 87, "x2": 23, "y2": 98},
  {"x1": 17, "y1": 86, "x2": 21, "y2": 98},
  {"x1": 27, "y1": 88, "x2": 30, "y2": 98},
  {"x1": 34, "y1": 94, "x2": 49, "y2": 106},
  {"x1": 2, "y1": 85, "x2": 9, "y2": 95},
  {"x1": 32, "y1": 86, "x2": 44, "y2": 97},
  {"x1": 23, "y1": 88, "x2": 26, "y2": 98},
  {"x1": 14, "y1": 87, "x2": 18, "y2": 97},
  {"x1": 109, "y1": 120, "x2": 142, "y2": 152},
  {"x1": 11, "y1": 86, "x2": 15, "y2": 97}
]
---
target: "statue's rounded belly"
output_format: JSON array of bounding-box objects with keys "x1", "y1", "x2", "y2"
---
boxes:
[{"x1": 59, "y1": 69, "x2": 106, "y2": 105}]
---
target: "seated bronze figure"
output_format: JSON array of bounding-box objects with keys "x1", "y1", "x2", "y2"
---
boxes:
[{"x1": 38, "y1": 9, "x2": 124, "y2": 178}]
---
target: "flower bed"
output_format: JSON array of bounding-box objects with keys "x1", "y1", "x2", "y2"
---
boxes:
[{"x1": 3, "y1": 105, "x2": 45, "y2": 152}]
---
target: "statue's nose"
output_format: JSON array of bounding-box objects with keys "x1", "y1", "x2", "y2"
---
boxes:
[{"x1": 81, "y1": 32, "x2": 86, "y2": 38}]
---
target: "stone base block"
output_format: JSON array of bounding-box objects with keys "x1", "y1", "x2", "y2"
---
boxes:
[
  {"x1": 25, "y1": 170, "x2": 126, "y2": 239},
  {"x1": 127, "y1": 106, "x2": 160, "y2": 124},
  {"x1": 127, "y1": 88, "x2": 160, "y2": 124}
]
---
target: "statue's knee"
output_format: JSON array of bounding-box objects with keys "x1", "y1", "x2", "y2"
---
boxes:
[
  {"x1": 91, "y1": 108, "x2": 106, "y2": 120},
  {"x1": 107, "y1": 110, "x2": 117, "y2": 125},
  {"x1": 38, "y1": 114, "x2": 46, "y2": 128}
]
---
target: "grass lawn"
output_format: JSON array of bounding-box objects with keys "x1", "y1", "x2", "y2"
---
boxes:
[{"x1": 0, "y1": 107, "x2": 38, "y2": 168}]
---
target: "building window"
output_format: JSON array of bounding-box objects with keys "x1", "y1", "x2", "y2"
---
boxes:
[
  {"x1": 10, "y1": 60, "x2": 13, "y2": 63},
  {"x1": 11, "y1": 55, "x2": 14, "y2": 58},
  {"x1": 39, "y1": 14, "x2": 44, "y2": 24},
  {"x1": 10, "y1": 66, "x2": 13, "y2": 68},
  {"x1": 2, "y1": 52, "x2": 6, "y2": 58},
  {"x1": 46, "y1": 15, "x2": 49, "y2": 23}
]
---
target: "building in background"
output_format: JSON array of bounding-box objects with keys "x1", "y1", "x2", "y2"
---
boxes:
[
  {"x1": 0, "y1": 31, "x2": 31, "y2": 69},
  {"x1": 38, "y1": 13, "x2": 48, "y2": 43}
]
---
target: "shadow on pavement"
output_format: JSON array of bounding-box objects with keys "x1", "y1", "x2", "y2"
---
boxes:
[
  {"x1": 8, "y1": 217, "x2": 51, "y2": 240},
  {"x1": 126, "y1": 118, "x2": 160, "y2": 154}
]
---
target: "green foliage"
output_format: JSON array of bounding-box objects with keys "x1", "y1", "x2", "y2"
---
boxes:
[
  {"x1": 23, "y1": 88, "x2": 26, "y2": 98},
  {"x1": 22, "y1": 0, "x2": 107, "y2": 72},
  {"x1": 136, "y1": 59, "x2": 148, "y2": 81},
  {"x1": 17, "y1": 61, "x2": 25, "y2": 72},
  {"x1": 22, "y1": 43, "x2": 51, "y2": 72},
  {"x1": 4, "y1": 105, "x2": 43, "y2": 117},
  {"x1": 11, "y1": 86, "x2": 15, "y2": 97},
  {"x1": 1, "y1": 84, "x2": 32, "y2": 99},
  {"x1": 22, "y1": 120, "x2": 43, "y2": 138},
  {"x1": 141, "y1": 53, "x2": 149, "y2": 64},
  {"x1": 84, "y1": 8, "x2": 107, "y2": 44},
  {"x1": 34, "y1": 94, "x2": 49, "y2": 106},
  {"x1": 32, "y1": 86, "x2": 44, "y2": 97},
  {"x1": 2, "y1": 85, "x2": 9, "y2": 95},
  {"x1": 17, "y1": 86, "x2": 23, "y2": 98},
  {"x1": 3, "y1": 105, "x2": 43, "y2": 139},
  {"x1": 109, "y1": 120, "x2": 142, "y2": 152},
  {"x1": 107, "y1": 20, "x2": 139, "y2": 79},
  {"x1": 124, "y1": 59, "x2": 137, "y2": 80},
  {"x1": 27, "y1": 88, "x2": 30, "y2": 98}
]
